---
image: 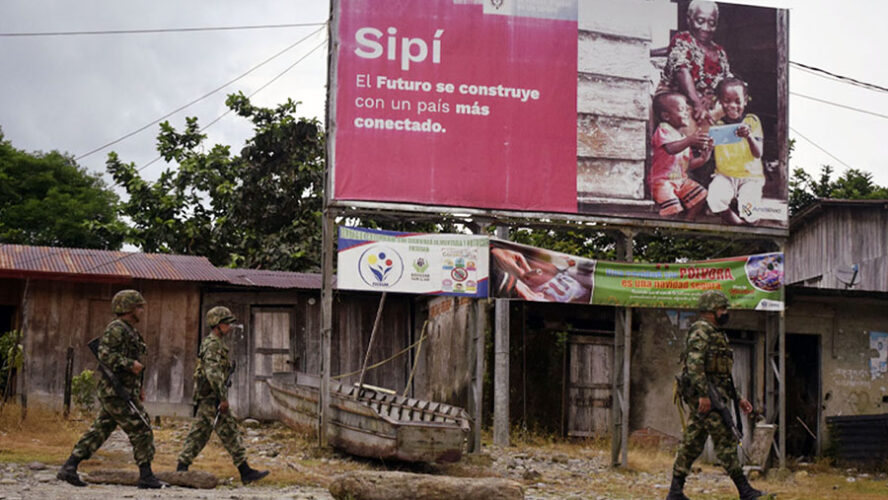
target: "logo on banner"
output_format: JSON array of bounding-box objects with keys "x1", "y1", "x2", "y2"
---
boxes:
[{"x1": 359, "y1": 246, "x2": 404, "y2": 287}]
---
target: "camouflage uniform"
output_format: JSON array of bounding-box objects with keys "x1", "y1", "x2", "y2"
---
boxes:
[
  {"x1": 178, "y1": 307, "x2": 246, "y2": 467},
  {"x1": 71, "y1": 294, "x2": 155, "y2": 465},
  {"x1": 672, "y1": 317, "x2": 742, "y2": 478},
  {"x1": 666, "y1": 290, "x2": 763, "y2": 500}
]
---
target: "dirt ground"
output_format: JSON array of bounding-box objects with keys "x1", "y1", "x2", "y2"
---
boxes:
[{"x1": 1, "y1": 406, "x2": 887, "y2": 499}]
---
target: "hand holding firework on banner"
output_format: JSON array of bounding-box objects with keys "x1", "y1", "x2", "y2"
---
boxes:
[{"x1": 490, "y1": 241, "x2": 593, "y2": 303}]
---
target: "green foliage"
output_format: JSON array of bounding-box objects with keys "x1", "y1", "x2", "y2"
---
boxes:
[
  {"x1": 0, "y1": 129, "x2": 125, "y2": 249},
  {"x1": 71, "y1": 369, "x2": 98, "y2": 414},
  {"x1": 107, "y1": 93, "x2": 326, "y2": 271},
  {"x1": 789, "y1": 165, "x2": 888, "y2": 215},
  {"x1": 0, "y1": 330, "x2": 23, "y2": 398},
  {"x1": 511, "y1": 227, "x2": 615, "y2": 260}
]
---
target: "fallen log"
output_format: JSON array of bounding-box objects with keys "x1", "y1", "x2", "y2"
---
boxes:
[
  {"x1": 329, "y1": 471, "x2": 524, "y2": 500},
  {"x1": 84, "y1": 469, "x2": 218, "y2": 489}
]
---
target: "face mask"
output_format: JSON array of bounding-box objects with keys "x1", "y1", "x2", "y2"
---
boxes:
[{"x1": 716, "y1": 312, "x2": 730, "y2": 326}]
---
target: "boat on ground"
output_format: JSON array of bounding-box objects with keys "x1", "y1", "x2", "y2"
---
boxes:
[{"x1": 267, "y1": 371, "x2": 471, "y2": 463}]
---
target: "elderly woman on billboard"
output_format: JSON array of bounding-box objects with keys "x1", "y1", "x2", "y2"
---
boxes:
[{"x1": 658, "y1": 0, "x2": 732, "y2": 126}]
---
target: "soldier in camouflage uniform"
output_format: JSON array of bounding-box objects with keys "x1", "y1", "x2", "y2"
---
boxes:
[
  {"x1": 57, "y1": 290, "x2": 165, "y2": 489},
  {"x1": 176, "y1": 306, "x2": 269, "y2": 484},
  {"x1": 666, "y1": 290, "x2": 764, "y2": 500}
]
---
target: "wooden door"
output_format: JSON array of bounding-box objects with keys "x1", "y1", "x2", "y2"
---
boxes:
[
  {"x1": 250, "y1": 307, "x2": 295, "y2": 419},
  {"x1": 566, "y1": 335, "x2": 613, "y2": 437}
]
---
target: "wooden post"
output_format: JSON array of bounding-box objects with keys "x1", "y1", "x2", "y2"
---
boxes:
[
  {"x1": 471, "y1": 298, "x2": 488, "y2": 453},
  {"x1": 611, "y1": 230, "x2": 633, "y2": 467},
  {"x1": 63, "y1": 347, "x2": 74, "y2": 418},
  {"x1": 319, "y1": 211, "x2": 335, "y2": 447},
  {"x1": 493, "y1": 226, "x2": 510, "y2": 447},
  {"x1": 778, "y1": 308, "x2": 786, "y2": 469},
  {"x1": 357, "y1": 292, "x2": 387, "y2": 392}
]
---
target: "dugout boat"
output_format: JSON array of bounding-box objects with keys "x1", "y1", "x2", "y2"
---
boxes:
[{"x1": 267, "y1": 371, "x2": 471, "y2": 463}]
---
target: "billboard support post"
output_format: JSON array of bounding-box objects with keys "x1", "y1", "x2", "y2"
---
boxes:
[
  {"x1": 612, "y1": 229, "x2": 633, "y2": 467},
  {"x1": 319, "y1": 209, "x2": 336, "y2": 447},
  {"x1": 494, "y1": 226, "x2": 511, "y2": 447},
  {"x1": 470, "y1": 222, "x2": 490, "y2": 454}
]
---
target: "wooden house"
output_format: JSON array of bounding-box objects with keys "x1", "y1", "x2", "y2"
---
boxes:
[{"x1": 0, "y1": 244, "x2": 421, "y2": 420}]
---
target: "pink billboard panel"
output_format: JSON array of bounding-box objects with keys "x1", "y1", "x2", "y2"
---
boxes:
[{"x1": 331, "y1": 0, "x2": 578, "y2": 213}]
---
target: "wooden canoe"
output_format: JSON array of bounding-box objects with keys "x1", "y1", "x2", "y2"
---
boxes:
[{"x1": 267, "y1": 371, "x2": 471, "y2": 463}]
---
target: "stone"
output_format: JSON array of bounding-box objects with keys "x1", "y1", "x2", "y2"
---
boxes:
[
  {"x1": 329, "y1": 471, "x2": 523, "y2": 500},
  {"x1": 242, "y1": 418, "x2": 261, "y2": 428},
  {"x1": 26, "y1": 462, "x2": 45, "y2": 471},
  {"x1": 0, "y1": 479, "x2": 16, "y2": 485}
]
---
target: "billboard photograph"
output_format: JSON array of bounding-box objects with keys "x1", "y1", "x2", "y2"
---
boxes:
[{"x1": 328, "y1": 0, "x2": 788, "y2": 232}]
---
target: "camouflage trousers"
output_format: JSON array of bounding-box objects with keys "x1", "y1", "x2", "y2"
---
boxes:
[
  {"x1": 178, "y1": 399, "x2": 246, "y2": 467},
  {"x1": 672, "y1": 409, "x2": 742, "y2": 479},
  {"x1": 72, "y1": 394, "x2": 154, "y2": 466}
]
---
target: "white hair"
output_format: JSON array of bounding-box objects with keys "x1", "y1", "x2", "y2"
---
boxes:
[{"x1": 687, "y1": 0, "x2": 719, "y2": 18}]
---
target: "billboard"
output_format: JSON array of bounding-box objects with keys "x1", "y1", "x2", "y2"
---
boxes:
[
  {"x1": 490, "y1": 239, "x2": 784, "y2": 310},
  {"x1": 337, "y1": 226, "x2": 489, "y2": 297},
  {"x1": 329, "y1": 0, "x2": 788, "y2": 232}
]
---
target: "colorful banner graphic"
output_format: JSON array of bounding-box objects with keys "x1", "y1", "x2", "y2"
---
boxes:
[
  {"x1": 330, "y1": 0, "x2": 578, "y2": 213},
  {"x1": 337, "y1": 226, "x2": 489, "y2": 297},
  {"x1": 490, "y1": 239, "x2": 784, "y2": 310}
]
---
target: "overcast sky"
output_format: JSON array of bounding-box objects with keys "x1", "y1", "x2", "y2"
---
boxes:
[{"x1": 1, "y1": 0, "x2": 885, "y2": 194}]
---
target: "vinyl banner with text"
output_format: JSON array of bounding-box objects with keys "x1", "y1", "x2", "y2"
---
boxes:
[
  {"x1": 337, "y1": 226, "x2": 489, "y2": 297},
  {"x1": 490, "y1": 239, "x2": 784, "y2": 310}
]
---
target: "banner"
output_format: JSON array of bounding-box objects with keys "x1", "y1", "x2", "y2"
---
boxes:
[
  {"x1": 490, "y1": 239, "x2": 783, "y2": 310},
  {"x1": 337, "y1": 227, "x2": 489, "y2": 297}
]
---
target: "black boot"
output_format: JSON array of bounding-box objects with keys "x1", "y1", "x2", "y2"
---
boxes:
[
  {"x1": 137, "y1": 463, "x2": 166, "y2": 489},
  {"x1": 731, "y1": 473, "x2": 764, "y2": 500},
  {"x1": 57, "y1": 455, "x2": 86, "y2": 487},
  {"x1": 176, "y1": 461, "x2": 189, "y2": 472},
  {"x1": 665, "y1": 474, "x2": 691, "y2": 500},
  {"x1": 237, "y1": 461, "x2": 269, "y2": 484}
]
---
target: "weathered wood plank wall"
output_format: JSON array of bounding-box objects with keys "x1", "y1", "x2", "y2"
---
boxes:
[
  {"x1": 788, "y1": 205, "x2": 888, "y2": 292},
  {"x1": 202, "y1": 290, "x2": 412, "y2": 420},
  {"x1": 21, "y1": 280, "x2": 200, "y2": 414},
  {"x1": 576, "y1": 0, "x2": 659, "y2": 206}
]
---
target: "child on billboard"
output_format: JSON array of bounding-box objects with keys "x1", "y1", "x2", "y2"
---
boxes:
[
  {"x1": 706, "y1": 77, "x2": 765, "y2": 225},
  {"x1": 650, "y1": 92, "x2": 713, "y2": 221}
]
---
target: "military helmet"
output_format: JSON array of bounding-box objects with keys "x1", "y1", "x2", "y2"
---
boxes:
[
  {"x1": 207, "y1": 306, "x2": 236, "y2": 328},
  {"x1": 697, "y1": 290, "x2": 730, "y2": 312},
  {"x1": 111, "y1": 289, "x2": 146, "y2": 314}
]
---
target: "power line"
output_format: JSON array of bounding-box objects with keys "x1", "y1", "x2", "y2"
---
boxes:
[
  {"x1": 137, "y1": 36, "x2": 328, "y2": 173},
  {"x1": 0, "y1": 22, "x2": 326, "y2": 37},
  {"x1": 790, "y1": 61, "x2": 888, "y2": 94},
  {"x1": 791, "y1": 92, "x2": 888, "y2": 120},
  {"x1": 789, "y1": 127, "x2": 853, "y2": 170},
  {"x1": 76, "y1": 24, "x2": 326, "y2": 162}
]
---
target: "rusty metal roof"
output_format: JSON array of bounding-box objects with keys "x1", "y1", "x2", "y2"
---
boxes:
[
  {"x1": 0, "y1": 244, "x2": 227, "y2": 282},
  {"x1": 218, "y1": 268, "x2": 326, "y2": 290}
]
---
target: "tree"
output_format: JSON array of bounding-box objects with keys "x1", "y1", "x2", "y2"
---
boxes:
[
  {"x1": 0, "y1": 129, "x2": 124, "y2": 249},
  {"x1": 789, "y1": 165, "x2": 888, "y2": 215},
  {"x1": 108, "y1": 93, "x2": 325, "y2": 271}
]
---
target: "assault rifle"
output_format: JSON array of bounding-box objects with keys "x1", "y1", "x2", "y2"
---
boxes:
[
  {"x1": 87, "y1": 337, "x2": 151, "y2": 428},
  {"x1": 212, "y1": 361, "x2": 237, "y2": 428},
  {"x1": 706, "y1": 378, "x2": 743, "y2": 442}
]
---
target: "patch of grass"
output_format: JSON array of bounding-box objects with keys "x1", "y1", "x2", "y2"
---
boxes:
[{"x1": 0, "y1": 403, "x2": 82, "y2": 463}]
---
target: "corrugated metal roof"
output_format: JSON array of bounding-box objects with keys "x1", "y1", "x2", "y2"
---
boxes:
[
  {"x1": 0, "y1": 244, "x2": 227, "y2": 282},
  {"x1": 218, "y1": 268, "x2": 326, "y2": 290}
]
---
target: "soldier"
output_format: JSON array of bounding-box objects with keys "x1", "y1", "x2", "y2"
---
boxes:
[
  {"x1": 57, "y1": 289, "x2": 164, "y2": 489},
  {"x1": 176, "y1": 306, "x2": 268, "y2": 484},
  {"x1": 666, "y1": 290, "x2": 764, "y2": 500}
]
